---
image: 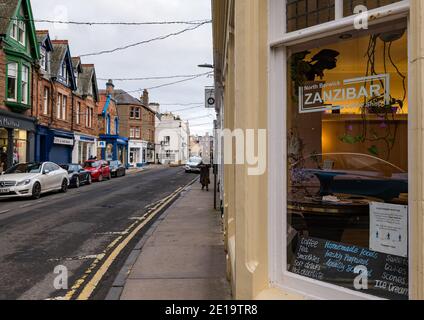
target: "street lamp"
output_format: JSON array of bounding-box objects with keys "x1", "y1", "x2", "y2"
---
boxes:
[{"x1": 198, "y1": 63, "x2": 214, "y2": 69}]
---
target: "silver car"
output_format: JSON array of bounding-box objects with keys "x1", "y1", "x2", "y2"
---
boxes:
[{"x1": 0, "y1": 162, "x2": 69, "y2": 200}]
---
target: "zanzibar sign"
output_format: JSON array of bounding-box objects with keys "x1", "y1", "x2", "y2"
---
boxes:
[
  {"x1": 290, "y1": 237, "x2": 408, "y2": 300},
  {"x1": 298, "y1": 74, "x2": 390, "y2": 114}
]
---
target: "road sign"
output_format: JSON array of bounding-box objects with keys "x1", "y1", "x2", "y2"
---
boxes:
[{"x1": 205, "y1": 87, "x2": 215, "y2": 109}]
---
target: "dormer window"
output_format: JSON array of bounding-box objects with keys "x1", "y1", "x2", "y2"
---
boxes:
[
  {"x1": 40, "y1": 47, "x2": 47, "y2": 71},
  {"x1": 10, "y1": 18, "x2": 18, "y2": 40},
  {"x1": 18, "y1": 20, "x2": 25, "y2": 45},
  {"x1": 60, "y1": 62, "x2": 66, "y2": 78}
]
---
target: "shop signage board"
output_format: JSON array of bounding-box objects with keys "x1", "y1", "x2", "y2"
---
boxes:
[
  {"x1": 298, "y1": 74, "x2": 390, "y2": 114},
  {"x1": 370, "y1": 202, "x2": 408, "y2": 258},
  {"x1": 290, "y1": 237, "x2": 408, "y2": 300},
  {"x1": 97, "y1": 141, "x2": 106, "y2": 148},
  {"x1": 53, "y1": 137, "x2": 74, "y2": 146}
]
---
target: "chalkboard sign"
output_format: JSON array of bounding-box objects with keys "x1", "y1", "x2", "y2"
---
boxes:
[{"x1": 289, "y1": 237, "x2": 408, "y2": 300}]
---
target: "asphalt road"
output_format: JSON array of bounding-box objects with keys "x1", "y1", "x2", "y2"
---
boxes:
[{"x1": 0, "y1": 166, "x2": 198, "y2": 300}]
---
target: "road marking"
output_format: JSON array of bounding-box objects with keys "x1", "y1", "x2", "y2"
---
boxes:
[
  {"x1": 0, "y1": 209, "x2": 11, "y2": 215},
  {"x1": 95, "y1": 231, "x2": 129, "y2": 236},
  {"x1": 64, "y1": 177, "x2": 197, "y2": 301},
  {"x1": 48, "y1": 254, "x2": 105, "y2": 262}
]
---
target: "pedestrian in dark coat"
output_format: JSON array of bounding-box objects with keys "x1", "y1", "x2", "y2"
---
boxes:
[{"x1": 198, "y1": 162, "x2": 211, "y2": 191}]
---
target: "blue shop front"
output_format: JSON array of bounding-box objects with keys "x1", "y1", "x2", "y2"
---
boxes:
[
  {"x1": 35, "y1": 126, "x2": 75, "y2": 164},
  {"x1": 99, "y1": 134, "x2": 128, "y2": 166}
]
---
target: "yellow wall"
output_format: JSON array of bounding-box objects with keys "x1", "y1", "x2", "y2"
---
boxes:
[{"x1": 213, "y1": 0, "x2": 424, "y2": 300}]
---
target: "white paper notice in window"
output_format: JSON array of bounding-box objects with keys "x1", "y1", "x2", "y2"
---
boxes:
[{"x1": 370, "y1": 202, "x2": 408, "y2": 258}]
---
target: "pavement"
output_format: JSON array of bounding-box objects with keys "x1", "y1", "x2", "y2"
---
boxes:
[
  {"x1": 107, "y1": 182, "x2": 232, "y2": 300},
  {"x1": 0, "y1": 166, "x2": 196, "y2": 300}
]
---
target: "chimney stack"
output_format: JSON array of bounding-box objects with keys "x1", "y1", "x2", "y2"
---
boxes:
[
  {"x1": 141, "y1": 89, "x2": 149, "y2": 106},
  {"x1": 106, "y1": 79, "x2": 114, "y2": 96}
]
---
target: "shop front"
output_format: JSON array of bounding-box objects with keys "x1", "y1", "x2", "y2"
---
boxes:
[
  {"x1": 35, "y1": 126, "x2": 75, "y2": 164},
  {"x1": 99, "y1": 135, "x2": 128, "y2": 167},
  {"x1": 128, "y1": 140, "x2": 147, "y2": 168},
  {"x1": 267, "y1": 1, "x2": 411, "y2": 300},
  {"x1": 211, "y1": 0, "x2": 422, "y2": 301},
  {"x1": 146, "y1": 142, "x2": 155, "y2": 163},
  {"x1": 73, "y1": 134, "x2": 97, "y2": 164},
  {"x1": 0, "y1": 111, "x2": 36, "y2": 173}
]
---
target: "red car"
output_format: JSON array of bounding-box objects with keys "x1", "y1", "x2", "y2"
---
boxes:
[{"x1": 83, "y1": 160, "x2": 111, "y2": 182}]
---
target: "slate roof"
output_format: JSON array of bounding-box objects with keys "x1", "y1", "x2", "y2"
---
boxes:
[
  {"x1": 0, "y1": 0, "x2": 18, "y2": 36},
  {"x1": 50, "y1": 41, "x2": 68, "y2": 77},
  {"x1": 35, "y1": 30, "x2": 48, "y2": 44},
  {"x1": 113, "y1": 90, "x2": 144, "y2": 106},
  {"x1": 79, "y1": 64, "x2": 98, "y2": 99}
]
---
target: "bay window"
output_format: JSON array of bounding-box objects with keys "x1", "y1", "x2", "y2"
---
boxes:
[
  {"x1": 269, "y1": 0, "x2": 410, "y2": 300},
  {"x1": 21, "y1": 65, "x2": 29, "y2": 104},
  {"x1": 6, "y1": 62, "x2": 18, "y2": 102},
  {"x1": 6, "y1": 61, "x2": 30, "y2": 106}
]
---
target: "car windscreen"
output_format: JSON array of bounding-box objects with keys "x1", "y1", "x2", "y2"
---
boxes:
[
  {"x1": 84, "y1": 161, "x2": 100, "y2": 168},
  {"x1": 189, "y1": 157, "x2": 202, "y2": 164},
  {"x1": 5, "y1": 163, "x2": 42, "y2": 174}
]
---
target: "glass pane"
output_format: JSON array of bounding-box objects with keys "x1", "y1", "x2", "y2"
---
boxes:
[
  {"x1": 287, "y1": 0, "x2": 335, "y2": 32},
  {"x1": 343, "y1": 0, "x2": 403, "y2": 16},
  {"x1": 7, "y1": 63, "x2": 17, "y2": 100},
  {"x1": 287, "y1": 23, "x2": 408, "y2": 299}
]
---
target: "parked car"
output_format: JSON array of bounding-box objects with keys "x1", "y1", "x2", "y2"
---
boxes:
[
  {"x1": 60, "y1": 164, "x2": 92, "y2": 188},
  {"x1": 108, "y1": 160, "x2": 126, "y2": 178},
  {"x1": 0, "y1": 162, "x2": 69, "y2": 199},
  {"x1": 185, "y1": 157, "x2": 203, "y2": 173},
  {"x1": 83, "y1": 160, "x2": 111, "y2": 182}
]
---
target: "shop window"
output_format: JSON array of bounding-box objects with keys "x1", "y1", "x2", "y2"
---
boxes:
[
  {"x1": 287, "y1": 0, "x2": 335, "y2": 33},
  {"x1": 343, "y1": 0, "x2": 403, "y2": 16},
  {"x1": 6, "y1": 62, "x2": 18, "y2": 102},
  {"x1": 286, "y1": 24, "x2": 408, "y2": 299}
]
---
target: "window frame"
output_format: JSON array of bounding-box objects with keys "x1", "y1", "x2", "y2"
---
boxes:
[
  {"x1": 268, "y1": 0, "x2": 412, "y2": 300},
  {"x1": 5, "y1": 59, "x2": 30, "y2": 106},
  {"x1": 57, "y1": 93, "x2": 62, "y2": 120},
  {"x1": 6, "y1": 61, "x2": 18, "y2": 102},
  {"x1": 20, "y1": 64, "x2": 29, "y2": 104},
  {"x1": 43, "y1": 87, "x2": 49, "y2": 115},
  {"x1": 76, "y1": 102, "x2": 81, "y2": 125},
  {"x1": 62, "y1": 95, "x2": 67, "y2": 121}
]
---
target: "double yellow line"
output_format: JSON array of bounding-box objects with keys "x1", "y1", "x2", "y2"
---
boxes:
[{"x1": 62, "y1": 177, "x2": 197, "y2": 300}]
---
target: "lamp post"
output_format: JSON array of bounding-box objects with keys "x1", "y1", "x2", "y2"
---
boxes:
[{"x1": 198, "y1": 63, "x2": 217, "y2": 209}]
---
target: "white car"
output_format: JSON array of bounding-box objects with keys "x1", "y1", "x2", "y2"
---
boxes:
[
  {"x1": 0, "y1": 162, "x2": 70, "y2": 200},
  {"x1": 185, "y1": 157, "x2": 203, "y2": 173}
]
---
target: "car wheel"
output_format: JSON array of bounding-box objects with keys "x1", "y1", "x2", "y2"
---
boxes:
[
  {"x1": 87, "y1": 175, "x2": 92, "y2": 185},
  {"x1": 75, "y1": 177, "x2": 80, "y2": 188},
  {"x1": 60, "y1": 179, "x2": 68, "y2": 193},
  {"x1": 32, "y1": 182, "x2": 41, "y2": 200}
]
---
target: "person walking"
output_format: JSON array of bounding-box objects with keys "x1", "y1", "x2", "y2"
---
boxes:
[{"x1": 198, "y1": 161, "x2": 211, "y2": 191}]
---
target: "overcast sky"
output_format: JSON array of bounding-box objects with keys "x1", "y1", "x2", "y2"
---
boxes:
[{"x1": 32, "y1": 0, "x2": 215, "y2": 136}]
